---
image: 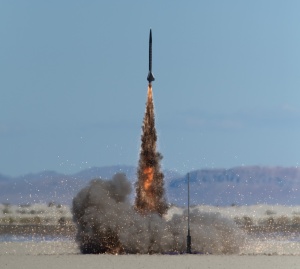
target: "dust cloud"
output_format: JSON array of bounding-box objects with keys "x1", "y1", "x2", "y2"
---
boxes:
[{"x1": 72, "y1": 174, "x2": 245, "y2": 254}]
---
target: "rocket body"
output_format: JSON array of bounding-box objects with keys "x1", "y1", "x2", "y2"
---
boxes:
[{"x1": 147, "y1": 29, "x2": 155, "y2": 83}]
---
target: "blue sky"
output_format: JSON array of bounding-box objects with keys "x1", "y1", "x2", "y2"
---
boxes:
[{"x1": 1, "y1": 1, "x2": 300, "y2": 177}]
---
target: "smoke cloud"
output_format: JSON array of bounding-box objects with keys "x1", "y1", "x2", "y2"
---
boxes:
[{"x1": 72, "y1": 174, "x2": 245, "y2": 254}]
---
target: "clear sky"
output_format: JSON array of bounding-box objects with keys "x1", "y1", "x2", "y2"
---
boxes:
[{"x1": 1, "y1": 1, "x2": 300, "y2": 177}]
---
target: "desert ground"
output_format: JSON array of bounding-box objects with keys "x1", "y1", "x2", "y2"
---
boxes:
[
  {"x1": 1, "y1": 241, "x2": 300, "y2": 269},
  {"x1": 3, "y1": 203, "x2": 300, "y2": 268}
]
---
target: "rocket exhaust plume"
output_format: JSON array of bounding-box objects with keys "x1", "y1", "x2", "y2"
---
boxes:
[{"x1": 135, "y1": 85, "x2": 168, "y2": 216}]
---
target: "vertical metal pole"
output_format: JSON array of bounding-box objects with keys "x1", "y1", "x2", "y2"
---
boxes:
[
  {"x1": 187, "y1": 173, "x2": 192, "y2": 254},
  {"x1": 188, "y1": 172, "x2": 190, "y2": 231}
]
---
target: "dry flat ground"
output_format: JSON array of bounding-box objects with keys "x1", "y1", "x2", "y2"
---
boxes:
[
  {"x1": 1, "y1": 241, "x2": 300, "y2": 269},
  {"x1": 2, "y1": 253, "x2": 300, "y2": 269}
]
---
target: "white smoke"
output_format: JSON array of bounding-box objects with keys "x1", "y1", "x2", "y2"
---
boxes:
[{"x1": 72, "y1": 173, "x2": 245, "y2": 254}]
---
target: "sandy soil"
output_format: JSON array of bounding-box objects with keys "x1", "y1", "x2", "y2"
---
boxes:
[{"x1": 1, "y1": 242, "x2": 300, "y2": 269}]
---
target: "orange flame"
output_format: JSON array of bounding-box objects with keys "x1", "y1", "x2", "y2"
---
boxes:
[
  {"x1": 147, "y1": 84, "x2": 153, "y2": 100},
  {"x1": 143, "y1": 167, "x2": 154, "y2": 191},
  {"x1": 142, "y1": 166, "x2": 155, "y2": 211}
]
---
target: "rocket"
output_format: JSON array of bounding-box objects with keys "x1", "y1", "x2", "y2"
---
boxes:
[{"x1": 147, "y1": 29, "x2": 155, "y2": 83}]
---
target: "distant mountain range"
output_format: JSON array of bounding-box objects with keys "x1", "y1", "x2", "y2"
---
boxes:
[
  {"x1": 1, "y1": 165, "x2": 300, "y2": 206},
  {"x1": 168, "y1": 166, "x2": 300, "y2": 206}
]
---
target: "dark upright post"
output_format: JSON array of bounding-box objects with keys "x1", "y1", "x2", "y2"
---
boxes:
[{"x1": 187, "y1": 173, "x2": 192, "y2": 254}]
